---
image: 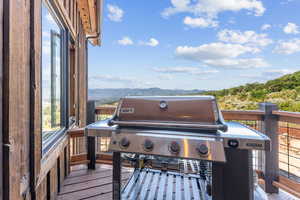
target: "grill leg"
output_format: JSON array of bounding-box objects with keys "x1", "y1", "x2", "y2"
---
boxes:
[
  {"x1": 113, "y1": 152, "x2": 122, "y2": 200},
  {"x1": 212, "y1": 149, "x2": 253, "y2": 200},
  {"x1": 87, "y1": 136, "x2": 96, "y2": 169}
]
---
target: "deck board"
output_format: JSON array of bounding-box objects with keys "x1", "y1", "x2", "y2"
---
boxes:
[{"x1": 57, "y1": 164, "x2": 298, "y2": 200}]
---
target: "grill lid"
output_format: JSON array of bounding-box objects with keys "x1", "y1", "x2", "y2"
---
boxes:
[{"x1": 109, "y1": 96, "x2": 227, "y2": 132}]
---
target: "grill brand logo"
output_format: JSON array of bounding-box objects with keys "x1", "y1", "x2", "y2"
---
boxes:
[
  {"x1": 246, "y1": 143, "x2": 263, "y2": 148},
  {"x1": 120, "y1": 107, "x2": 135, "y2": 114}
]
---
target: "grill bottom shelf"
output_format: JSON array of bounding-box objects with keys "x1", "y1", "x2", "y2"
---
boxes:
[{"x1": 122, "y1": 168, "x2": 211, "y2": 200}]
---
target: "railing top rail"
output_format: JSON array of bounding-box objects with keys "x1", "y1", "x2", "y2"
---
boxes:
[
  {"x1": 222, "y1": 110, "x2": 264, "y2": 121},
  {"x1": 95, "y1": 106, "x2": 116, "y2": 115},
  {"x1": 68, "y1": 128, "x2": 85, "y2": 137},
  {"x1": 273, "y1": 110, "x2": 300, "y2": 124}
]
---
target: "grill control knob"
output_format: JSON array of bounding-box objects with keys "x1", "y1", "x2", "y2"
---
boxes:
[
  {"x1": 120, "y1": 137, "x2": 130, "y2": 148},
  {"x1": 144, "y1": 139, "x2": 154, "y2": 151},
  {"x1": 197, "y1": 144, "x2": 209, "y2": 156},
  {"x1": 169, "y1": 141, "x2": 180, "y2": 154}
]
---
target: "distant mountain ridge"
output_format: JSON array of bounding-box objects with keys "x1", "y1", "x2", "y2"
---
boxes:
[{"x1": 89, "y1": 87, "x2": 203, "y2": 105}]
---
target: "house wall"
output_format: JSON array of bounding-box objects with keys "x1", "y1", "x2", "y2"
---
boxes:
[
  {"x1": 2, "y1": 0, "x2": 88, "y2": 199},
  {"x1": 0, "y1": 0, "x2": 3, "y2": 199}
]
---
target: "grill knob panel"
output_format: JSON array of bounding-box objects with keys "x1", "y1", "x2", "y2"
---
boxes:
[
  {"x1": 143, "y1": 139, "x2": 154, "y2": 151},
  {"x1": 120, "y1": 137, "x2": 130, "y2": 148},
  {"x1": 197, "y1": 144, "x2": 209, "y2": 156},
  {"x1": 169, "y1": 141, "x2": 180, "y2": 154}
]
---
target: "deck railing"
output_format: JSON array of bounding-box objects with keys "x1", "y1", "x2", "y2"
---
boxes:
[{"x1": 68, "y1": 102, "x2": 300, "y2": 197}]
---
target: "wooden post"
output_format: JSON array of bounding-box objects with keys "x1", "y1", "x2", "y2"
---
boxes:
[
  {"x1": 113, "y1": 152, "x2": 121, "y2": 200},
  {"x1": 0, "y1": 0, "x2": 3, "y2": 199},
  {"x1": 259, "y1": 103, "x2": 279, "y2": 193},
  {"x1": 87, "y1": 100, "x2": 96, "y2": 169}
]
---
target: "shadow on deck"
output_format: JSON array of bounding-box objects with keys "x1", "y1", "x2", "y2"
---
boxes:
[{"x1": 57, "y1": 164, "x2": 298, "y2": 200}]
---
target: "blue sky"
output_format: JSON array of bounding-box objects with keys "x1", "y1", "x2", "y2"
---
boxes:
[{"x1": 88, "y1": 0, "x2": 300, "y2": 90}]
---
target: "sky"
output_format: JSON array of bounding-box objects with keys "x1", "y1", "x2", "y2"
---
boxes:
[{"x1": 88, "y1": 0, "x2": 300, "y2": 90}]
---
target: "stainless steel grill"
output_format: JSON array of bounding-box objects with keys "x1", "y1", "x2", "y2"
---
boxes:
[
  {"x1": 85, "y1": 96, "x2": 271, "y2": 200},
  {"x1": 122, "y1": 169, "x2": 210, "y2": 200}
]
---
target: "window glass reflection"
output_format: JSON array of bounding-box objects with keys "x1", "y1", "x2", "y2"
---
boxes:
[{"x1": 42, "y1": 3, "x2": 62, "y2": 143}]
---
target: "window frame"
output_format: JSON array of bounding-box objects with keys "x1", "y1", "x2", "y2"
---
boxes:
[{"x1": 41, "y1": 0, "x2": 70, "y2": 155}]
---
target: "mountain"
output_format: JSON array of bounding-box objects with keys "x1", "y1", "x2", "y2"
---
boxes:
[
  {"x1": 200, "y1": 71, "x2": 300, "y2": 111},
  {"x1": 89, "y1": 87, "x2": 203, "y2": 105}
]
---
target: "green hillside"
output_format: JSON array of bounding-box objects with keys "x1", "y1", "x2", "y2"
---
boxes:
[{"x1": 202, "y1": 71, "x2": 300, "y2": 112}]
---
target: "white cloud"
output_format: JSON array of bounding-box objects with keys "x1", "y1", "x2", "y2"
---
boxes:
[
  {"x1": 153, "y1": 66, "x2": 219, "y2": 75},
  {"x1": 158, "y1": 74, "x2": 174, "y2": 80},
  {"x1": 175, "y1": 43, "x2": 259, "y2": 61},
  {"x1": 262, "y1": 69, "x2": 296, "y2": 77},
  {"x1": 162, "y1": 0, "x2": 265, "y2": 18},
  {"x1": 273, "y1": 38, "x2": 300, "y2": 54},
  {"x1": 42, "y1": 40, "x2": 51, "y2": 56},
  {"x1": 46, "y1": 13, "x2": 56, "y2": 25},
  {"x1": 107, "y1": 4, "x2": 124, "y2": 22},
  {"x1": 117, "y1": 37, "x2": 134, "y2": 46},
  {"x1": 154, "y1": 66, "x2": 199, "y2": 73},
  {"x1": 89, "y1": 75, "x2": 155, "y2": 88},
  {"x1": 203, "y1": 58, "x2": 269, "y2": 69},
  {"x1": 42, "y1": 31, "x2": 50, "y2": 38},
  {"x1": 261, "y1": 24, "x2": 271, "y2": 31},
  {"x1": 217, "y1": 29, "x2": 273, "y2": 47},
  {"x1": 90, "y1": 75, "x2": 134, "y2": 83},
  {"x1": 183, "y1": 16, "x2": 218, "y2": 28},
  {"x1": 283, "y1": 23, "x2": 299, "y2": 34},
  {"x1": 175, "y1": 42, "x2": 269, "y2": 69},
  {"x1": 281, "y1": 0, "x2": 295, "y2": 5},
  {"x1": 242, "y1": 69, "x2": 296, "y2": 79},
  {"x1": 140, "y1": 38, "x2": 159, "y2": 47}
]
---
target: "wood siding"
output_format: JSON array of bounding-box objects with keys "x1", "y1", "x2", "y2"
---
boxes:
[
  {"x1": 0, "y1": 0, "x2": 2, "y2": 198},
  {"x1": 78, "y1": 23, "x2": 88, "y2": 127},
  {"x1": 2, "y1": 0, "x2": 89, "y2": 199},
  {"x1": 30, "y1": 1, "x2": 42, "y2": 199},
  {"x1": 3, "y1": 0, "x2": 31, "y2": 199}
]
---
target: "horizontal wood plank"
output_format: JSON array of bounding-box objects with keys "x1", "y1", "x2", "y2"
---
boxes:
[
  {"x1": 57, "y1": 164, "x2": 133, "y2": 200},
  {"x1": 273, "y1": 111, "x2": 300, "y2": 124},
  {"x1": 222, "y1": 110, "x2": 264, "y2": 121},
  {"x1": 68, "y1": 128, "x2": 84, "y2": 137}
]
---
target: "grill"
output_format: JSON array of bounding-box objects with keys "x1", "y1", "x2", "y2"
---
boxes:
[
  {"x1": 85, "y1": 96, "x2": 271, "y2": 200},
  {"x1": 122, "y1": 169, "x2": 209, "y2": 200}
]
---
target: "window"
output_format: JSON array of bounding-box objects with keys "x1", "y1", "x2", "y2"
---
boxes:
[{"x1": 42, "y1": 2, "x2": 67, "y2": 151}]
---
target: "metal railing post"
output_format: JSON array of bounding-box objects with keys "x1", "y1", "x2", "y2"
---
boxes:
[
  {"x1": 87, "y1": 100, "x2": 96, "y2": 169},
  {"x1": 259, "y1": 103, "x2": 279, "y2": 193}
]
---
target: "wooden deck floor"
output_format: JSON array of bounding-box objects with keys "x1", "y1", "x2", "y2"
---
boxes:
[
  {"x1": 56, "y1": 164, "x2": 133, "y2": 200},
  {"x1": 57, "y1": 164, "x2": 298, "y2": 200}
]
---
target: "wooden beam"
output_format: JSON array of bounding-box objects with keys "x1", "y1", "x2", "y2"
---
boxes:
[
  {"x1": 77, "y1": 0, "x2": 92, "y2": 33},
  {"x1": 273, "y1": 181, "x2": 300, "y2": 198},
  {"x1": 278, "y1": 175, "x2": 300, "y2": 194},
  {"x1": 68, "y1": 128, "x2": 84, "y2": 137},
  {"x1": 88, "y1": 0, "x2": 97, "y2": 33},
  {"x1": 273, "y1": 110, "x2": 300, "y2": 124},
  {"x1": 222, "y1": 110, "x2": 264, "y2": 121},
  {"x1": 3, "y1": 0, "x2": 31, "y2": 199},
  {"x1": 53, "y1": 0, "x2": 76, "y2": 40},
  {"x1": 30, "y1": 1, "x2": 42, "y2": 199},
  {"x1": 260, "y1": 103, "x2": 279, "y2": 193},
  {"x1": 77, "y1": 27, "x2": 87, "y2": 127},
  {"x1": 0, "y1": 0, "x2": 2, "y2": 198},
  {"x1": 95, "y1": 106, "x2": 116, "y2": 115}
]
